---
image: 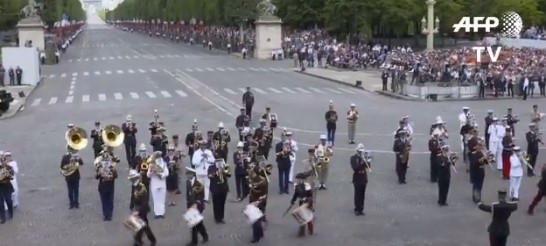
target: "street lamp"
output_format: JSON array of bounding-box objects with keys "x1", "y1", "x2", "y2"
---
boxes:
[{"x1": 421, "y1": 0, "x2": 439, "y2": 51}]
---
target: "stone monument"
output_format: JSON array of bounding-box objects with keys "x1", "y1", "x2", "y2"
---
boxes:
[
  {"x1": 17, "y1": 0, "x2": 45, "y2": 51},
  {"x1": 254, "y1": 0, "x2": 283, "y2": 59}
]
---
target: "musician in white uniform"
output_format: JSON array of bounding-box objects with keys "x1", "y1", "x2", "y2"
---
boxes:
[
  {"x1": 509, "y1": 146, "x2": 524, "y2": 201},
  {"x1": 191, "y1": 141, "x2": 214, "y2": 201},
  {"x1": 488, "y1": 117, "x2": 504, "y2": 170},
  {"x1": 315, "y1": 135, "x2": 332, "y2": 190},
  {"x1": 401, "y1": 115, "x2": 414, "y2": 136},
  {"x1": 146, "y1": 151, "x2": 169, "y2": 218},
  {"x1": 285, "y1": 132, "x2": 299, "y2": 183},
  {"x1": 459, "y1": 107, "x2": 471, "y2": 150},
  {"x1": 2, "y1": 152, "x2": 18, "y2": 208}
]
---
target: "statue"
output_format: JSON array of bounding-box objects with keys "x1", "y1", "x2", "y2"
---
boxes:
[
  {"x1": 257, "y1": 0, "x2": 278, "y2": 16},
  {"x1": 21, "y1": 0, "x2": 44, "y2": 19}
]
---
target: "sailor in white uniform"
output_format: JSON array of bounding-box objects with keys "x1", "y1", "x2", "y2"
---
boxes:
[
  {"x1": 2, "y1": 151, "x2": 19, "y2": 210},
  {"x1": 191, "y1": 141, "x2": 214, "y2": 201},
  {"x1": 459, "y1": 107, "x2": 471, "y2": 150},
  {"x1": 285, "y1": 132, "x2": 299, "y2": 183},
  {"x1": 509, "y1": 146, "x2": 524, "y2": 201},
  {"x1": 146, "y1": 151, "x2": 169, "y2": 218},
  {"x1": 487, "y1": 117, "x2": 503, "y2": 170}
]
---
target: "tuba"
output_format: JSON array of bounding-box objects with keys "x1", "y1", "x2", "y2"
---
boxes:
[
  {"x1": 66, "y1": 126, "x2": 88, "y2": 151},
  {"x1": 61, "y1": 158, "x2": 80, "y2": 177},
  {"x1": 102, "y1": 124, "x2": 125, "y2": 147},
  {"x1": 147, "y1": 151, "x2": 164, "y2": 174}
]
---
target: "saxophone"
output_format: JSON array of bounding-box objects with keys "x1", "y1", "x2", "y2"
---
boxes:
[{"x1": 401, "y1": 139, "x2": 411, "y2": 163}]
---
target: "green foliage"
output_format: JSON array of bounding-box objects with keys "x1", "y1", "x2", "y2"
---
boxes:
[
  {"x1": 0, "y1": 0, "x2": 25, "y2": 30},
  {"x1": 37, "y1": 0, "x2": 85, "y2": 27}
]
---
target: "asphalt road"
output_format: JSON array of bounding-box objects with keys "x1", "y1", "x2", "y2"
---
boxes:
[{"x1": 0, "y1": 21, "x2": 545, "y2": 246}]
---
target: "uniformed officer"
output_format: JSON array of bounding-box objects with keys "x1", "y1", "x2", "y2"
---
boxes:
[
  {"x1": 346, "y1": 103, "x2": 359, "y2": 144},
  {"x1": 393, "y1": 130, "x2": 410, "y2": 184},
  {"x1": 437, "y1": 145, "x2": 452, "y2": 206},
  {"x1": 90, "y1": 121, "x2": 104, "y2": 158},
  {"x1": 276, "y1": 140, "x2": 292, "y2": 194},
  {"x1": 242, "y1": 87, "x2": 255, "y2": 121},
  {"x1": 208, "y1": 159, "x2": 230, "y2": 223},
  {"x1": 122, "y1": 115, "x2": 138, "y2": 162},
  {"x1": 129, "y1": 170, "x2": 157, "y2": 246},
  {"x1": 525, "y1": 123, "x2": 541, "y2": 176},
  {"x1": 290, "y1": 173, "x2": 314, "y2": 237},
  {"x1": 186, "y1": 167, "x2": 209, "y2": 245},
  {"x1": 95, "y1": 159, "x2": 118, "y2": 221},
  {"x1": 0, "y1": 155, "x2": 14, "y2": 224},
  {"x1": 131, "y1": 144, "x2": 150, "y2": 210},
  {"x1": 164, "y1": 145, "x2": 180, "y2": 206},
  {"x1": 233, "y1": 142, "x2": 248, "y2": 200},
  {"x1": 61, "y1": 148, "x2": 84, "y2": 209},
  {"x1": 527, "y1": 164, "x2": 546, "y2": 215},
  {"x1": 470, "y1": 140, "x2": 487, "y2": 203},
  {"x1": 151, "y1": 127, "x2": 168, "y2": 156},
  {"x1": 185, "y1": 120, "x2": 199, "y2": 162},
  {"x1": 485, "y1": 110, "x2": 494, "y2": 149},
  {"x1": 213, "y1": 122, "x2": 231, "y2": 162},
  {"x1": 235, "y1": 108, "x2": 250, "y2": 141},
  {"x1": 350, "y1": 143, "x2": 370, "y2": 216},
  {"x1": 478, "y1": 189, "x2": 518, "y2": 246},
  {"x1": 428, "y1": 129, "x2": 442, "y2": 182},
  {"x1": 248, "y1": 167, "x2": 267, "y2": 243},
  {"x1": 324, "y1": 100, "x2": 338, "y2": 146}
]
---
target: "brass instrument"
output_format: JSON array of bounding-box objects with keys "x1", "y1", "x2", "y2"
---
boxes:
[
  {"x1": 249, "y1": 139, "x2": 259, "y2": 152},
  {"x1": 102, "y1": 124, "x2": 125, "y2": 147},
  {"x1": 518, "y1": 151, "x2": 534, "y2": 171},
  {"x1": 0, "y1": 161, "x2": 14, "y2": 183},
  {"x1": 66, "y1": 126, "x2": 88, "y2": 151},
  {"x1": 347, "y1": 110, "x2": 357, "y2": 120},
  {"x1": 360, "y1": 150, "x2": 373, "y2": 173},
  {"x1": 210, "y1": 159, "x2": 232, "y2": 183},
  {"x1": 401, "y1": 139, "x2": 411, "y2": 163},
  {"x1": 192, "y1": 131, "x2": 202, "y2": 148},
  {"x1": 61, "y1": 158, "x2": 80, "y2": 176},
  {"x1": 147, "y1": 151, "x2": 164, "y2": 174},
  {"x1": 191, "y1": 180, "x2": 204, "y2": 195},
  {"x1": 98, "y1": 160, "x2": 116, "y2": 181}
]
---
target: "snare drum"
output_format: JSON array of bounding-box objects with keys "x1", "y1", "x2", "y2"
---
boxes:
[
  {"x1": 184, "y1": 207, "x2": 204, "y2": 228},
  {"x1": 243, "y1": 204, "x2": 264, "y2": 224},
  {"x1": 124, "y1": 215, "x2": 146, "y2": 234},
  {"x1": 270, "y1": 114, "x2": 278, "y2": 128},
  {"x1": 291, "y1": 204, "x2": 313, "y2": 225}
]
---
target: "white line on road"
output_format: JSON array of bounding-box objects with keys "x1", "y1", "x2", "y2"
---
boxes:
[
  {"x1": 94, "y1": 71, "x2": 101, "y2": 75},
  {"x1": 83, "y1": 72, "x2": 89, "y2": 76},
  {"x1": 98, "y1": 94, "x2": 106, "y2": 101},
  {"x1": 195, "y1": 68, "x2": 203, "y2": 72},
  {"x1": 48, "y1": 97, "x2": 57, "y2": 105},
  {"x1": 48, "y1": 74, "x2": 55, "y2": 78},
  {"x1": 175, "y1": 90, "x2": 187, "y2": 97},
  {"x1": 82, "y1": 95, "x2": 90, "y2": 102},
  {"x1": 138, "y1": 69, "x2": 146, "y2": 73},
  {"x1": 253, "y1": 88, "x2": 267, "y2": 95},
  {"x1": 65, "y1": 96, "x2": 74, "y2": 103},
  {"x1": 117, "y1": 56, "x2": 123, "y2": 59},
  {"x1": 281, "y1": 87, "x2": 296, "y2": 94},
  {"x1": 150, "y1": 69, "x2": 158, "y2": 73},
  {"x1": 186, "y1": 68, "x2": 193, "y2": 72},
  {"x1": 216, "y1": 68, "x2": 225, "y2": 71},
  {"x1": 145, "y1": 91, "x2": 156, "y2": 98},
  {"x1": 128, "y1": 69, "x2": 135, "y2": 73},
  {"x1": 295, "y1": 87, "x2": 311, "y2": 93},
  {"x1": 133, "y1": 55, "x2": 139, "y2": 58},
  {"x1": 114, "y1": 93, "x2": 123, "y2": 100},
  {"x1": 125, "y1": 56, "x2": 131, "y2": 59},
  {"x1": 105, "y1": 70, "x2": 112, "y2": 74},
  {"x1": 167, "y1": 55, "x2": 173, "y2": 58},
  {"x1": 69, "y1": 85, "x2": 75, "y2": 90},
  {"x1": 238, "y1": 88, "x2": 246, "y2": 93},
  {"x1": 249, "y1": 68, "x2": 259, "y2": 71},
  {"x1": 336, "y1": 87, "x2": 356, "y2": 94},
  {"x1": 93, "y1": 57, "x2": 98, "y2": 61},
  {"x1": 130, "y1": 92, "x2": 139, "y2": 99},
  {"x1": 101, "y1": 57, "x2": 106, "y2": 60},
  {"x1": 224, "y1": 88, "x2": 237, "y2": 95},
  {"x1": 309, "y1": 87, "x2": 325, "y2": 94},
  {"x1": 159, "y1": 55, "x2": 165, "y2": 58},
  {"x1": 259, "y1": 68, "x2": 268, "y2": 71},
  {"x1": 60, "y1": 73, "x2": 66, "y2": 78},
  {"x1": 68, "y1": 90, "x2": 73, "y2": 95},
  {"x1": 160, "y1": 91, "x2": 172, "y2": 98},
  {"x1": 206, "y1": 67, "x2": 214, "y2": 71},
  {"x1": 30, "y1": 98, "x2": 41, "y2": 107},
  {"x1": 267, "y1": 87, "x2": 283, "y2": 93},
  {"x1": 68, "y1": 59, "x2": 73, "y2": 63},
  {"x1": 72, "y1": 72, "x2": 78, "y2": 77},
  {"x1": 227, "y1": 67, "x2": 236, "y2": 71},
  {"x1": 117, "y1": 70, "x2": 124, "y2": 74},
  {"x1": 109, "y1": 56, "x2": 114, "y2": 60},
  {"x1": 237, "y1": 68, "x2": 246, "y2": 71},
  {"x1": 324, "y1": 88, "x2": 342, "y2": 94},
  {"x1": 174, "y1": 55, "x2": 180, "y2": 57},
  {"x1": 85, "y1": 58, "x2": 89, "y2": 61}
]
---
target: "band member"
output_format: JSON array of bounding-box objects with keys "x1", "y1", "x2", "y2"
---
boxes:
[
  {"x1": 185, "y1": 120, "x2": 199, "y2": 162},
  {"x1": 484, "y1": 110, "x2": 494, "y2": 150},
  {"x1": 459, "y1": 106, "x2": 471, "y2": 150},
  {"x1": 470, "y1": 139, "x2": 487, "y2": 203},
  {"x1": 171, "y1": 135, "x2": 184, "y2": 194},
  {"x1": 248, "y1": 167, "x2": 267, "y2": 243},
  {"x1": 0, "y1": 155, "x2": 14, "y2": 223},
  {"x1": 90, "y1": 121, "x2": 104, "y2": 158},
  {"x1": 506, "y1": 108, "x2": 519, "y2": 136},
  {"x1": 132, "y1": 144, "x2": 150, "y2": 210},
  {"x1": 192, "y1": 141, "x2": 214, "y2": 202},
  {"x1": 527, "y1": 164, "x2": 546, "y2": 215},
  {"x1": 460, "y1": 115, "x2": 475, "y2": 169},
  {"x1": 1, "y1": 152, "x2": 18, "y2": 208},
  {"x1": 261, "y1": 107, "x2": 272, "y2": 126},
  {"x1": 346, "y1": 103, "x2": 359, "y2": 144},
  {"x1": 164, "y1": 145, "x2": 180, "y2": 206},
  {"x1": 488, "y1": 117, "x2": 504, "y2": 170},
  {"x1": 122, "y1": 115, "x2": 138, "y2": 162},
  {"x1": 213, "y1": 122, "x2": 231, "y2": 162},
  {"x1": 315, "y1": 135, "x2": 332, "y2": 189},
  {"x1": 242, "y1": 87, "x2": 255, "y2": 121},
  {"x1": 530, "y1": 104, "x2": 543, "y2": 125},
  {"x1": 254, "y1": 119, "x2": 272, "y2": 160},
  {"x1": 478, "y1": 189, "x2": 517, "y2": 246},
  {"x1": 128, "y1": 170, "x2": 157, "y2": 246},
  {"x1": 394, "y1": 120, "x2": 405, "y2": 139},
  {"x1": 290, "y1": 173, "x2": 314, "y2": 236},
  {"x1": 234, "y1": 142, "x2": 249, "y2": 200},
  {"x1": 393, "y1": 130, "x2": 410, "y2": 184},
  {"x1": 437, "y1": 145, "x2": 453, "y2": 206},
  {"x1": 186, "y1": 167, "x2": 209, "y2": 245},
  {"x1": 95, "y1": 158, "x2": 118, "y2": 221},
  {"x1": 525, "y1": 124, "x2": 542, "y2": 176},
  {"x1": 429, "y1": 129, "x2": 442, "y2": 183},
  {"x1": 208, "y1": 159, "x2": 230, "y2": 223},
  {"x1": 205, "y1": 131, "x2": 215, "y2": 151},
  {"x1": 285, "y1": 132, "x2": 299, "y2": 183},
  {"x1": 509, "y1": 146, "x2": 524, "y2": 201},
  {"x1": 325, "y1": 100, "x2": 338, "y2": 146},
  {"x1": 150, "y1": 127, "x2": 168, "y2": 156},
  {"x1": 501, "y1": 128, "x2": 514, "y2": 179},
  {"x1": 236, "y1": 108, "x2": 251, "y2": 141},
  {"x1": 61, "y1": 148, "x2": 83, "y2": 209},
  {"x1": 303, "y1": 149, "x2": 318, "y2": 197},
  {"x1": 351, "y1": 144, "x2": 370, "y2": 216},
  {"x1": 276, "y1": 140, "x2": 292, "y2": 194},
  {"x1": 146, "y1": 151, "x2": 169, "y2": 218}
]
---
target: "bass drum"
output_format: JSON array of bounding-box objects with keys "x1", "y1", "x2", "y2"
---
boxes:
[
  {"x1": 292, "y1": 203, "x2": 313, "y2": 225},
  {"x1": 243, "y1": 203, "x2": 264, "y2": 224},
  {"x1": 184, "y1": 207, "x2": 204, "y2": 228}
]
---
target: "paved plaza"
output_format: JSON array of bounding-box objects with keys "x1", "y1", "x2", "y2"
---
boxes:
[{"x1": 1, "y1": 22, "x2": 546, "y2": 246}]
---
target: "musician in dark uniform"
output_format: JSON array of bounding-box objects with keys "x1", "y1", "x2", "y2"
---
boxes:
[
  {"x1": 436, "y1": 145, "x2": 453, "y2": 206},
  {"x1": 248, "y1": 166, "x2": 267, "y2": 243},
  {"x1": 95, "y1": 159, "x2": 118, "y2": 221},
  {"x1": 132, "y1": 144, "x2": 151, "y2": 210},
  {"x1": 525, "y1": 123, "x2": 541, "y2": 176},
  {"x1": 61, "y1": 148, "x2": 84, "y2": 209},
  {"x1": 394, "y1": 120, "x2": 406, "y2": 139},
  {"x1": 233, "y1": 142, "x2": 248, "y2": 200},
  {"x1": 213, "y1": 122, "x2": 231, "y2": 162},
  {"x1": 185, "y1": 121, "x2": 199, "y2": 162},
  {"x1": 527, "y1": 165, "x2": 546, "y2": 215},
  {"x1": 505, "y1": 108, "x2": 518, "y2": 136},
  {"x1": 90, "y1": 121, "x2": 104, "y2": 158},
  {"x1": 129, "y1": 170, "x2": 157, "y2": 246},
  {"x1": 207, "y1": 159, "x2": 230, "y2": 223},
  {"x1": 150, "y1": 127, "x2": 168, "y2": 156},
  {"x1": 501, "y1": 128, "x2": 514, "y2": 180},
  {"x1": 460, "y1": 119, "x2": 474, "y2": 170},
  {"x1": 122, "y1": 115, "x2": 138, "y2": 162},
  {"x1": 276, "y1": 140, "x2": 292, "y2": 195},
  {"x1": 242, "y1": 87, "x2": 255, "y2": 121},
  {"x1": 236, "y1": 108, "x2": 251, "y2": 141},
  {"x1": 324, "y1": 100, "x2": 338, "y2": 146},
  {"x1": 393, "y1": 130, "x2": 410, "y2": 184},
  {"x1": 351, "y1": 144, "x2": 370, "y2": 216},
  {"x1": 484, "y1": 110, "x2": 494, "y2": 150},
  {"x1": 290, "y1": 173, "x2": 314, "y2": 236},
  {"x1": 0, "y1": 156, "x2": 14, "y2": 223},
  {"x1": 185, "y1": 167, "x2": 209, "y2": 245},
  {"x1": 253, "y1": 119, "x2": 267, "y2": 154},
  {"x1": 466, "y1": 128, "x2": 480, "y2": 177},
  {"x1": 478, "y1": 189, "x2": 518, "y2": 246},
  {"x1": 164, "y1": 145, "x2": 180, "y2": 206},
  {"x1": 470, "y1": 140, "x2": 487, "y2": 203},
  {"x1": 428, "y1": 129, "x2": 442, "y2": 183}
]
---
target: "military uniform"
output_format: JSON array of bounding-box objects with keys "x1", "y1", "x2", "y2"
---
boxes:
[
  {"x1": 90, "y1": 122, "x2": 104, "y2": 158},
  {"x1": 122, "y1": 116, "x2": 138, "y2": 162},
  {"x1": 525, "y1": 125, "x2": 540, "y2": 176},
  {"x1": 346, "y1": 104, "x2": 359, "y2": 144},
  {"x1": 249, "y1": 170, "x2": 267, "y2": 243},
  {"x1": 350, "y1": 144, "x2": 369, "y2": 215},
  {"x1": 0, "y1": 161, "x2": 14, "y2": 223},
  {"x1": 291, "y1": 173, "x2": 314, "y2": 236},
  {"x1": 478, "y1": 190, "x2": 518, "y2": 246},
  {"x1": 393, "y1": 134, "x2": 409, "y2": 184},
  {"x1": 235, "y1": 108, "x2": 250, "y2": 141},
  {"x1": 428, "y1": 135, "x2": 441, "y2": 182},
  {"x1": 60, "y1": 152, "x2": 84, "y2": 209},
  {"x1": 95, "y1": 163, "x2": 117, "y2": 221},
  {"x1": 130, "y1": 174, "x2": 157, "y2": 246},
  {"x1": 207, "y1": 164, "x2": 230, "y2": 223},
  {"x1": 436, "y1": 147, "x2": 452, "y2": 206},
  {"x1": 470, "y1": 149, "x2": 486, "y2": 203},
  {"x1": 233, "y1": 145, "x2": 248, "y2": 200},
  {"x1": 484, "y1": 112, "x2": 494, "y2": 150},
  {"x1": 186, "y1": 169, "x2": 209, "y2": 245},
  {"x1": 213, "y1": 122, "x2": 231, "y2": 162}
]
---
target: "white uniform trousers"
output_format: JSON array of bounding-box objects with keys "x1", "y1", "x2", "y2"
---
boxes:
[
  {"x1": 289, "y1": 160, "x2": 296, "y2": 183},
  {"x1": 196, "y1": 174, "x2": 210, "y2": 201},
  {"x1": 509, "y1": 176, "x2": 522, "y2": 199},
  {"x1": 496, "y1": 143, "x2": 503, "y2": 170},
  {"x1": 460, "y1": 135, "x2": 464, "y2": 152},
  {"x1": 151, "y1": 186, "x2": 166, "y2": 216}
]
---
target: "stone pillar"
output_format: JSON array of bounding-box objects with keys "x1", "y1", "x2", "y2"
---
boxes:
[
  {"x1": 254, "y1": 15, "x2": 282, "y2": 59},
  {"x1": 16, "y1": 17, "x2": 45, "y2": 51},
  {"x1": 426, "y1": 0, "x2": 435, "y2": 51}
]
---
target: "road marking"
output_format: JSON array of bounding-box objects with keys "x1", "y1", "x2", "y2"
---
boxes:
[
  {"x1": 175, "y1": 90, "x2": 187, "y2": 97},
  {"x1": 195, "y1": 68, "x2": 203, "y2": 72},
  {"x1": 130, "y1": 92, "x2": 139, "y2": 99},
  {"x1": 60, "y1": 73, "x2": 66, "y2": 78},
  {"x1": 224, "y1": 88, "x2": 237, "y2": 95},
  {"x1": 77, "y1": 59, "x2": 81, "y2": 62},
  {"x1": 295, "y1": 87, "x2": 311, "y2": 93},
  {"x1": 174, "y1": 54, "x2": 180, "y2": 57},
  {"x1": 68, "y1": 90, "x2": 73, "y2": 95},
  {"x1": 101, "y1": 57, "x2": 106, "y2": 60},
  {"x1": 117, "y1": 56, "x2": 123, "y2": 59},
  {"x1": 145, "y1": 91, "x2": 156, "y2": 98},
  {"x1": 186, "y1": 68, "x2": 193, "y2": 72},
  {"x1": 227, "y1": 67, "x2": 236, "y2": 71},
  {"x1": 30, "y1": 98, "x2": 41, "y2": 107},
  {"x1": 48, "y1": 97, "x2": 57, "y2": 105},
  {"x1": 125, "y1": 56, "x2": 131, "y2": 59},
  {"x1": 238, "y1": 88, "x2": 246, "y2": 93},
  {"x1": 160, "y1": 91, "x2": 172, "y2": 98},
  {"x1": 309, "y1": 87, "x2": 325, "y2": 94},
  {"x1": 68, "y1": 59, "x2": 73, "y2": 63},
  {"x1": 237, "y1": 68, "x2": 247, "y2": 71},
  {"x1": 216, "y1": 67, "x2": 225, "y2": 71},
  {"x1": 269, "y1": 68, "x2": 281, "y2": 72},
  {"x1": 253, "y1": 88, "x2": 267, "y2": 95},
  {"x1": 109, "y1": 56, "x2": 114, "y2": 60},
  {"x1": 137, "y1": 69, "x2": 146, "y2": 73},
  {"x1": 65, "y1": 96, "x2": 74, "y2": 103},
  {"x1": 159, "y1": 55, "x2": 165, "y2": 58},
  {"x1": 83, "y1": 72, "x2": 89, "y2": 76},
  {"x1": 324, "y1": 88, "x2": 342, "y2": 94},
  {"x1": 69, "y1": 85, "x2": 75, "y2": 90},
  {"x1": 85, "y1": 58, "x2": 89, "y2": 61},
  {"x1": 249, "y1": 68, "x2": 259, "y2": 71},
  {"x1": 133, "y1": 55, "x2": 139, "y2": 58},
  {"x1": 259, "y1": 68, "x2": 269, "y2": 71},
  {"x1": 206, "y1": 67, "x2": 214, "y2": 71},
  {"x1": 93, "y1": 57, "x2": 98, "y2": 61},
  {"x1": 114, "y1": 93, "x2": 123, "y2": 100},
  {"x1": 336, "y1": 87, "x2": 356, "y2": 94},
  {"x1": 82, "y1": 94, "x2": 90, "y2": 102},
  {"x1": 150, "y1": 69, "x2": 158, "y2": 73},
  {"x1": 268, "y1": 87, "x2": 283, "y2": 93},
  {"x1": 117, "y1": 70, "x2": 124, "y2": 74},
  {"x1": 105, "y1": 70, "x2": 112, "y2": 74},
  {"x1": 281, "y1": 87, "x2": 296, "y2": 94},
  {"x1": 94, "y1": 71, "x2": 101, "y2": 75},
  {"x1": 167, "y1": 55, "x2": 173, "y2": 58},
  {"x1": 128, "y1": 69, "x2": 135, "y2": 73},
  {"x1": 98, "y1": 94, "x2": 106, "y2": 101},
  {"x1": 48, "y1": 74, "x2": 55, "y2": 78}
]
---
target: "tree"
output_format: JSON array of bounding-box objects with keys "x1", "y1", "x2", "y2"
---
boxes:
[{"x1": 0, "y1": 0, "x2": 25, "y2": 30}]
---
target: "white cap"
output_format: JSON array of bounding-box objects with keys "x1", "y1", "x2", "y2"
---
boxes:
[
  {"x1": 320, "y1": 134, "x2": 327, "y2": 140},
  {"x1": 237, "y1": 141, "x2": 244, "y2": 148},
  {"x1": 492, "y1": 117, "x2": 499, "y2": 121},
  {"x1": 350, "y1": 103, "x2": 356, "y2": 107},
  {"x1": 356, "y1": 143, "x2": 365, "y2": 152},
  {"x1": 218, "y1": 122, "x2": 224, "y2": 128},
  {"x1": 67, "y1": 123, "x2": 74, "y2": 128},
  {"x1": 3, "y1": 151, "x2": 11, "y2": 156},
  {"x1": 462, "y1": 107, "x2": 469, "y2": 110},
  {"x1": 435, "y1": 116, "x2": 443, "y2": 124},
  {"x1": 126, "y1": 114, "x2": 133, "y2": 121},
  {"x1": 283, "y1": 127, "x2": 287, "y2": 131},
  {"x1": 286, "y1": 131, "x2": 293, "y2": 136},
  {"x1": 139, "y1": 143, "x2": 146, "y2": 151},
  {"x1": 329, "y1": 100, "x2": 333, "y2": 104},
  {"x1": 432, "y1": 128, "x2": 442, "y2": 136},
  {"x1": 128, "y1": 169, "x2": 140, "y2": 180},
  {"x1": 513, "y1": 146, "x2": 521, "y2": 151},
  {"x1": 402, "y1": 115, "x2": 409, "y2": 119},
  {"x1": 487, "y1": 110, "x2": 493, "y2": 113},
  {"x1": 529, "y1": 123, "x2": 536, "y2": 127}
]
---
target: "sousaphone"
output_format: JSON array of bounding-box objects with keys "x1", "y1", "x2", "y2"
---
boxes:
[
  {"x1": 102, "y1": 124, "x2": 125, "y2": 147},
  {"x1": 66, "y1": 127, "x2": 89, "y2": 151}
]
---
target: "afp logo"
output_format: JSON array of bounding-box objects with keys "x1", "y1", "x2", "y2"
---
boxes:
[{"x1": 452, "y1": 11, "x2": 523, "y2": 37}]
